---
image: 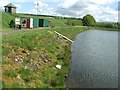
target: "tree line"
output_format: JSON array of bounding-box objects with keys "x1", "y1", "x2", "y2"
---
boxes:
[{"x1": 66, "y1": 14, "x2": 119, "y2": 29}]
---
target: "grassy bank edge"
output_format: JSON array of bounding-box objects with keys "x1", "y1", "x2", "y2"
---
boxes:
[
  {"x1": 52, "y1": 26, "x2": 119, "y2": 87},
  {"x1": 2, "y1": 26, "x2": 119, "y2": 88},
  {"x1": 90, "y1": 26, "x2": 119, "y2": 31},
  {"x1": 2, "y1": 27, "x2": 89, "y2": 88}
]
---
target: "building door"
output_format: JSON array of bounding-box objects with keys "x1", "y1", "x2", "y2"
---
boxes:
[
  {"x1": 8, "y1": 7, "x2": 11, "y2": 13},
  {"x1": 39, "y1": 19, "x2": 43, "y2": 27},
  {"x1": 26, "y1": 19, "x2": 30, "y2": 28}
]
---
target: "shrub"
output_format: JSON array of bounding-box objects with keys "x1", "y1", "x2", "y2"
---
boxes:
[
  {"x1": 9, "y1": 20, "x2": 15, "y2": 28},
  {"x1": 83, "y1": 14, "x2": 96, "y2": 26},
  {"x1": 96, "y1": 22, "x2": 114, "y2": 28}
]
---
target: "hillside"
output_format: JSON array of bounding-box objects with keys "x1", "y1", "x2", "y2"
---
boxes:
[
  {"x1": 2, "y1": 27, "x2": 88, "y2": 88},
  {"x1": 2, "y1": 13, "x2": 17, "y2": 29},
  {"x1": 1, "y1": 12, "x2": 85, "y2": 31},
  {"x1": 1, "y1": 12, "x2": 88, "y2": 88},
  {"x1": 1, "y1": 12, "x2": 69, "y2": 30}
]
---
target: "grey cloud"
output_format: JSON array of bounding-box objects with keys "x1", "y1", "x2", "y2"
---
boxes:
[
  {"x1": 54, "y1": 1, "x2": 118, "y2": 22},
  {"x1": 55, "y1": 2, "x2": 89, "y2": 17}
]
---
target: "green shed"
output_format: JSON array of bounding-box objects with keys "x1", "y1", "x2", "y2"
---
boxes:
[
  {"x1": 39, "y1": 19, "x2": 49, "y2": 27},
  {"x1": 39, "y1": 19, "x2": 44, "y2": 27},
  {"x1": 43, "y1": 20, "x2": 49, "y2": 27},
  {"x1": 33, "y1": 18, "x2": 39, "y2": 28}
]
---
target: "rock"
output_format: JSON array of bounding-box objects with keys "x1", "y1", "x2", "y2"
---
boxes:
[
  {"x1": 19, "y1": 55, "x2": 24, "y2": 59},
  {"x1": 56, "y1": 65, "x2": 62, "y2": 69},
  {"x1": 15, "y1": 58, "x2": 18, "y2": 62},
  {"x1": 22, "y1": 50, "x2": 26, "y2": 53},
  {"x1": 27, "y1": 52, "x2": 30, "y2": 55},
  {"x1": 64, "y1": 75, "x2": 68, "y2": 78},
  {"x1": 44, "y1": 60, "x2": 48, "y2": 63},
  {"x1": 17, "y1": 74, "x2": 21, "y2": 79},
  {"x1": 34, "y1": 47, "x2": 37, "y2": 50},
  {"x1": 24, "y1": 66, "x2": 29, "y2": 69}
]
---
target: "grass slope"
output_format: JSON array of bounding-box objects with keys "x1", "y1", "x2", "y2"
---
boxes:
[
  {"x1": 1, "y1": 12, "x2": 68, "y2": 31},
  {"x1": 2, "y1": 13, "x2": 18, "y2": 29},
  {"x1": 2, "y1": 27, "x2": 88, "y2": 88}
]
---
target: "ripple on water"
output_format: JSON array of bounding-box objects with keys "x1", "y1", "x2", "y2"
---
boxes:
[{"x1": 66, "y1": 30, "x2": 118, "y2": 88}]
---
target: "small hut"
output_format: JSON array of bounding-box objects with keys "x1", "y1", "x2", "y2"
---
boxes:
[{"x1": 4, "y1": 3, "x2": 17, "y2": 14}]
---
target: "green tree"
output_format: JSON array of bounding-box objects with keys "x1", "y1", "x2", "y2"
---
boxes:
[
  {"x1": 83, "y1": 14, "x2": 96, "y2": 26},
  {"x1": 9, "y1": 20, "x2": 15, "y2": 28}
]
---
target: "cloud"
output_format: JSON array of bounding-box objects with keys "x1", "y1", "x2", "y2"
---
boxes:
[
  {"x1": 33, "y1": 0, "x2": 57, "y2": 15},
  {"x1": 58, "y1": 0, "x2": 79, "y2": 9},
  {"x1": 55, "y1": 0, "x2": 118, "y2": 22},
  {"x1": 0, "y1": 0, "x2": 27, "y2": 10},
  {"x1": 75, "y1": 0, "x2": 119, "y2": 5},
  {"x1": 0, "y1": 0, "x2": 118, "y2": 22},
  {"x1": 6, "y1": 0, "x2": 34, "y2": 3},
  {"x1": 0, "y1": 0, "x2": 10, "y2": 7}
]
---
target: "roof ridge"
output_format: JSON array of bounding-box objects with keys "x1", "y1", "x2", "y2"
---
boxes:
[{"x1": 4, "y1": 3, "x2": 16, "y2": 8}]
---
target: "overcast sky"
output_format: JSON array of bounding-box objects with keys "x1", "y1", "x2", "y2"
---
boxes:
[{"x1": 0, "y1": 0, "x2": 119, "y2": 22}]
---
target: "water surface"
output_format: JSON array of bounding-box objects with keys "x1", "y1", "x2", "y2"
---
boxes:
[{"x1": 67, "y1": 30, "x2": 118, "y2": 88}]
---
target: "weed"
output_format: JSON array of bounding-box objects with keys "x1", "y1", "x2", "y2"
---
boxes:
[{"x1": 4, "y1": 70, "x2": 17, "y2": 78}]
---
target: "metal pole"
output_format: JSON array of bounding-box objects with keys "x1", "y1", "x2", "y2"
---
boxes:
[{"x1": 54, "y1": 31, "x2": 73, "y2": 43}]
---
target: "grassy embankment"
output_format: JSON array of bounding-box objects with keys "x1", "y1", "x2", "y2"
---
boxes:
[
  {"x1": 1, "y1": 12, "x2": 68, "y2": 31},
  {"x1": 2, "y1": 26, "x2": 88, "y2": 88}
]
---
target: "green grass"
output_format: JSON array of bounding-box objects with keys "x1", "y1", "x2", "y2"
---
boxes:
[
  {"x1": 2, "y1": 12, "x2": 18, "y2": 29},
  {"x1": 2, "y1": 27, "x2": 88, "y2": 88},
  {"x1": 93, "y1": 26, "x2": 119, "y2": 31},
  {"x1": 52, "y1": 26, "x2": 88, "y2": 40},
  {"x1": 1, "y1": 12, "x2": 68, "y2": 31},
  {"x1": 4, "y1": 69, "x2": 17, "y2": 78}
]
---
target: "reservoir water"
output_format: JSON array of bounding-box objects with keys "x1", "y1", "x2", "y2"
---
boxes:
[{"x1": 66, "y1": 30, "x2": 118, "y2": 88}]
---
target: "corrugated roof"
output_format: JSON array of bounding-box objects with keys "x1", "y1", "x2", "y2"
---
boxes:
[{"x1": 4, "y1": 3, "x2": 16, "y2": 8}]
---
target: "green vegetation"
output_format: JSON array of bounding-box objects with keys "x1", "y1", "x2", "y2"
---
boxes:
[
  {"x1": 52, "y1": 26, "x2": 88, "y2": 40},
  {"x1": 83, "y1": 14, "x2": 96, "y2": 26},
  {"x1": 9, "y1": 20, "x2": 15, "y2": 28},
  {"x1": 66, "y1": 19, "x2": 83, "y2": 26},
  {"x1": 2, "y1": 12, "x2": 18, "y2": 29},
  {"x1": 1, "y1": 12, "x2": 68, "y2": 30},
  {"x1": 1, "y1": 12, "x2": 119, "y2": 31},
  {"x1": 1, "y1": 12, "x2": 119, "y2": 88},
  {"x1": 95, "y1": 22, "x2": 119, "y2": 31},
  {"x1": 2, "y1": 27, "x2": 88, "y2": 88}
]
